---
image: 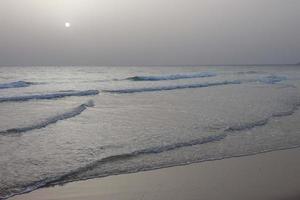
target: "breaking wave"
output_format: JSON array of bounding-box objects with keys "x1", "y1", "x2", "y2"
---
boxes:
[
  {"x1": 258, "y1": 75, "x2": 287, "y2": 84},
  {"x1": 104, "y1": 75, "x2": 288, "y2": 94},
  {"x1": 0, "y1": 90, "x2": 99, "y2": 103},
  {"x1": 0, "y1": 100, "x2": 95, "y2": 135},
  {"x1": 0, "y1": 133, "x2": 226, "y2": 199},
  {"x1": 2, "y1": 101, "x2": 300, "y2": 199},
  {"x1": 127, "y1": 72, "x2": 216, "y2": 81},
  {"x1": 237, "y1": 71, "x2": 262, "y2": 75},
  {"x1": 104, "y1": 80, "x2": 242, "y2": 94},
  {"x1": 225, "y1": 103, "x2": 300, "y2": 132},
  {"x1": 0, "y1": 81, "x2": 35, "y2": 90},
  {"x1": 48, "y1": 134, "x2": 227, "y2": 183}
]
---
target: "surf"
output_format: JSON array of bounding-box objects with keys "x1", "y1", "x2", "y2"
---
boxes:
[
  {"x1": 0, "y1": 100, "x2": 94, "y2": 135},
  {"x1": 127, "y1": 72, "x2": 216, "y2": 81},
  {"x1": 0, "y1": 90, "x2": 99, "y2": 103},
  {"x1": 0, "y1": 81, "x2": 35, "y2": 90},
  {"x1": 0, "y1": 100, "x2": 95, "y2": 135},
  {"x1": 104, "y1": 80, "x2": 242, "y2": 94}
]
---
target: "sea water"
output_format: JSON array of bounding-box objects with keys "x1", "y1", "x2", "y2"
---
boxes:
[{"x1": 0, "y1": 66, "x2": 300, "y2": 199}]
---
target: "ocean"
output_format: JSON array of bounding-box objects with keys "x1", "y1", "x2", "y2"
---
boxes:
[{"x1": 0, "y1": 65, "x2": 300, "y2": 199}]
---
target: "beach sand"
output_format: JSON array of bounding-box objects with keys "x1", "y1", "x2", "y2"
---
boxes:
[{"x1": 10, "y1": 147, "x2": 300, "y2": 200}]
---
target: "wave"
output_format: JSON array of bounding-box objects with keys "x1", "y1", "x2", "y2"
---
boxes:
[
  {"x1": 224, "y1": 119, "x2": 269, "y2": 132},
  {"x1": 104, "y1": 75, "x2": 288, "y2": 94},
  {"x1": 240, "y1": 75, "x2": 287, "y2": 85},
  {"x1": 2, "y1": 102, "x2": 300, "y2": 199},
  {"x1": 51, "y1": 134, "x2": 226, "y2": 181},
  {"x1": 258, "y1": 75, "x2": 287, "y2": 84},
  {"x1": 127, "y1": 72, "x2": 216, "y2": 81},
  {"x1": 0, "y1": 90, "x2": 99, "y2": 103},
  {"x1": 225, "y1": 103, "x2": 300, "y2": 132},
  {"x1": 237, "y1": 71, "x2": 262, "y2": 75},
  {"x1": 0, "y1": 81, "x2": 35, "y2": 89},
  {"x1": 104, "y1": 80, "x2": 242, "y2": 94},
  {"x1": 0, "y1": 133, "x2": 227, "y2": 199},
  {"x1": 0, "y1": 100, "x2": 95, "y2": 135}
]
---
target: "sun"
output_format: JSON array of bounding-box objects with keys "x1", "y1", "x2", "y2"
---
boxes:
[{"x1": 65, "y1": 22, "x2": 71, "y2": 28}]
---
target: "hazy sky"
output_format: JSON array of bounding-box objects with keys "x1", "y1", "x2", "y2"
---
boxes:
[{"x1": 0, "y1": 0, "x2": 299, "y2": 66}]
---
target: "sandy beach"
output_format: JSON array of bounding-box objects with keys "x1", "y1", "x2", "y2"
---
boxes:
[{"x1": 10, "y1": 147, "x2": 300, "y2": 200}]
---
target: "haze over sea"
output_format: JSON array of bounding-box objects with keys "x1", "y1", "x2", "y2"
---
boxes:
[{"x1": 1, "y1": 65, "x2": 300, "y2": 199}]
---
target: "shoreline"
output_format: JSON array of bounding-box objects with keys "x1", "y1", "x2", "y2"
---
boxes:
[{"x1": 10, "y1": 147, "x2": 300, "y2": 200}]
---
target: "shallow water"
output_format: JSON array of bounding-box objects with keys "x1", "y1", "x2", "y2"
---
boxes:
[{"x1": 0, "y1": 66, "x2": 300, "y2": 199}]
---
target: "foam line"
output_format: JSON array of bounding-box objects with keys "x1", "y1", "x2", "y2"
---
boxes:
[
  {"x1": 0, "y1": 100, "x2": 94, "y2": 135},
  {"x1": 0, "y1": 81, "x2": 34, "y2": 89},
  {"x1": 104, "y1": 80, "x2": 242, "y2": 94},
  {"x1": 0, "y1": 90, "x2": 99, "y2": 103},
  {"x1": 127, "y1": 72, "x2": 216, "y2": 81},
  {"x1": 225, "y1": 103, "x2": 299, "y2": 132}
]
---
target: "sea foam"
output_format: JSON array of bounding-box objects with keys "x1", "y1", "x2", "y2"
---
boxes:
[
  {"x1": 0, "y1": 81, "x2": 34, "y2": 89},
  {"x1": 104, "y1": 80, "x2": 241, "y2": 94},
  {"x1": 0, "y1": 100, "x2": 95, "y2": 135},
  {"x1": 0, "y1": 90, "x2": 99, "y2": 103},
  {"x1": 258, "y1": 75, "x2": 287, "y2": 84},
  {"x1": 127, "y1": 72, "x2": 216, "y2": 81}
]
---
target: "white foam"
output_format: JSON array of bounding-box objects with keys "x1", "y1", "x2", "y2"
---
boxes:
[
  {"x1": 104, "y1": 80, "x2": 242, "y2": 93},
  {"x1": 0, "y1": 81, "x2": 33, "y2": 89},
  {"x1": 0, "y1": 100, "x2": 95, "y2": 135},
  {"x1": 0, "y1": 90, "x2": 99, "y2": 103},
  {"x1": 128, "y1": 72, "x2": 216, "y2": 81}
]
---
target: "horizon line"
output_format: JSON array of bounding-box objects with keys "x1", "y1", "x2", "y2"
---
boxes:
[{"x1": 0, "y1": 63, "x2": 299, "y2": 67}]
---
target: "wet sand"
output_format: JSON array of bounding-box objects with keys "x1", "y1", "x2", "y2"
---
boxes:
[{"x1": 10, "y1": 147, "x2": 300, "y2": 200}]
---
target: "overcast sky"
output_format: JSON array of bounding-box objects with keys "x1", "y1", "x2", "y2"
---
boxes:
[{"x1": 0, "y1": 0, "x2": 299, "y2": 66}]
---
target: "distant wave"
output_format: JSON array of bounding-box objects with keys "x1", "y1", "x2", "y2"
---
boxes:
[
  {"x1": 104, "y1": 80, "x2": 242, "y2": 94},
  {"x1": 0, "y1": 100, "x2": 94, "y2": 135},
  {"x1": 0, "y1": 90, "x2": 99, "y2": 103},
  {"x1": 0, "y1": 81, "x2": 35, "y2": 89},
  {"x1": 127, "y1": 72, "x2": 216, "y2": 81},
  {"x1": 237, "y1": 71, "x2": 262, "y2": 75},
  {"x1": 104, "y1": 75, "x2": 288, "y2": 94},
  {"x1": 258, "y1": 75, "x2": 287, "y2": 84},
  {"x1": 240, "y1": 75, "x2": 288, "y2": 85}
]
